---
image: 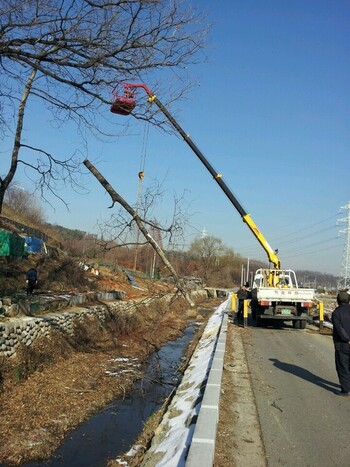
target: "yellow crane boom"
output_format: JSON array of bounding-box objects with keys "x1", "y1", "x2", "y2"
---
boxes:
[{"x1": 111, "y1": 83, "x2": 281, "y2": 269}]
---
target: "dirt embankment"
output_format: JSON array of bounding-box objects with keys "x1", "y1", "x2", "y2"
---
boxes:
[{"x1": 0, "y1": 285, "x2": 216, "y2": 466}]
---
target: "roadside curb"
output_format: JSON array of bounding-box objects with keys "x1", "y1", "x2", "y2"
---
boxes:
[{"x1": 185, "y1": 310, "x2": 228, "y2": 466}]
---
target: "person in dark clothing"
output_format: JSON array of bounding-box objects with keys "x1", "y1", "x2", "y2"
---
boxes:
[
  {"x1": 26, "y1": 268, "x2": 38, "y2": 295},
  {"x1": 332, "y1": 291, "x2": 350, "y2": 396},
  {"x1": 236, "y1": 282, "x2": 250, "y2": 320}
]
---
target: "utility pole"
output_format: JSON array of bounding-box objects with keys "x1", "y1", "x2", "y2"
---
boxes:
[
  {"x1": 337, "y1": 201, "x2": 350, "y2": 290},
  {"x1": 241, "y1": 264, "x2": 245, "y2": 285}
]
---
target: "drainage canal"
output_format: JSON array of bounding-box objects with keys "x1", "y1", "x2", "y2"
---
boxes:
[{"x1": 25, "y1": 322, "x2": 199, "y2": 467}]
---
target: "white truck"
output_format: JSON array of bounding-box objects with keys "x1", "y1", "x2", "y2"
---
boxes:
[{"x1": 250, "y1": 268, "x2": 317, "y2": 328}]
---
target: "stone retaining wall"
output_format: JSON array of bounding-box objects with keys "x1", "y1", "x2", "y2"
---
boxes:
[
  {"x1": 0, "y1": 290, "x2": 209, "y2": 357},
  {"x1": 0, "y1": 291, "x2": 126, "y2": 317},
  {"x1": 0, "y1": 304, "x2": 114, "y2": 357}
]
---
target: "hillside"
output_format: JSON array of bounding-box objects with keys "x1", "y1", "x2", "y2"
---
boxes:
[
  {"x1": 0, "y1": 202, "x2": 338, "y2": 296},
  {"x1": 0, "y1": 205, "x2": 173, "y2": 299}
]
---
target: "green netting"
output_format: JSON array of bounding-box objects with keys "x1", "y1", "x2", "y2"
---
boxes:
[
  {"x1": 0, "y1": 230, "x2": 26, "y2": 257},
  {"x1": 0, "y1": 231, "x2": 11, "y2": 256},
  {"x1": 10, "y1": 232, "x2": 25, "y2": 257}
]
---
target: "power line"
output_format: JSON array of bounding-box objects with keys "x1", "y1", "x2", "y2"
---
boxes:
[
  {"x1": 237, "y1": 216, "x2": 339, "y2": 256},
  {"x1": 275, "y1": 225, "x2": 337, "y2": 248},
  {"x1": 282, "y1": 243, "x2": 343, "y2": 260},
  {"x1": 268, "y1": 213, "x2": 339, "y2": 242},
  {"x1": 280, "y1": 236, "x2": 341, "y2": 255}
]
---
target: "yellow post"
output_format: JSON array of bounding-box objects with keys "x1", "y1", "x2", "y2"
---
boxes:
[
  {"x1": 231, "y1": 293, "x2": 237, "y2": 314},
  {"x1": 319, "y1": 302, "x2": 324, "y2": 331},
  {"x1": 243, "y1": 299, "x2": 248, "y2": 328}
]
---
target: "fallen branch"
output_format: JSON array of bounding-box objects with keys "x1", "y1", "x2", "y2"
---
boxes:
[{"x1": 83, "y1": 159, "x2": 194, "y2": 307}]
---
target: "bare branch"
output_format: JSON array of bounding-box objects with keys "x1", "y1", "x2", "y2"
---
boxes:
[
  {"x1": 83, "y1": 158, "x2": 194, "y2": 306},
  {"x1": 0, "y1": 0, "x2": 209, "y2": 212}
]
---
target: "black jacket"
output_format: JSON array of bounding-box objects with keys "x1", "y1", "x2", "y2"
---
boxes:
[
  {"x1": 237, "y1": 287, "x2": 248, "y2": 301},
  {"x1": 332, "y1": 303, "x2": 350, "y2": 349},
  {"x1": 26, "y1": 268, "x2": 38, "y2": 283}
]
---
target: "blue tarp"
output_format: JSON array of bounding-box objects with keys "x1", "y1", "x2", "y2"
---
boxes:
[{"x1": 25, "y1": 236, "x2": 43, "y2": 253}]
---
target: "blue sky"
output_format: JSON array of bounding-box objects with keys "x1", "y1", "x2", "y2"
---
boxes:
[{"x1": 9, "y1": 0, "x2": 350, "y2": 276}]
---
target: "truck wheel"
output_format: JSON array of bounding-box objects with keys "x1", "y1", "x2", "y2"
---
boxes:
[
  {"x1": 293, "y1": 320, "x2": 301, "y2": 329},
  {"x1": 300, "y1": 320, "x2": 307, "y2": 329}
]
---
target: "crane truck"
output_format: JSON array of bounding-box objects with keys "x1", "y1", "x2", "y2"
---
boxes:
[{"x1": 110, "y1": 83, "x2": 317, "y2": 328}]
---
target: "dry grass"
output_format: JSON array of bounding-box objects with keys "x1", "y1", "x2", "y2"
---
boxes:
[
  {"x1": 0, "y1": 294, "x2": 213, "y2": 465},
  {"x1": 0, "y1": 351, "x2": 136, "y2": 465}
]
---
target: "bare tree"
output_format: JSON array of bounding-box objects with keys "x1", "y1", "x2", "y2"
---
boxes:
[
  {"x1": 95, "y1": 178, "x2": 189, "y2": 247},
  {"x1": 4, "y1": 185, "x2": 46, "y2": 224},
  {"x1": 95, "y1": 179, "x2": 192, "y2": 276},
  {"x1": 0, "y1": 0, "x2": 208, "y2": 211},
  {"x1": 189, "y1": 235, "x2": 227, "y2": 283},
  {"x1": 83, "y1": 158, "x2": 195, "y2": 306}
]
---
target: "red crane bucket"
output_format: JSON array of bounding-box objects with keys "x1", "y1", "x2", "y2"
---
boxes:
[{"x1": 110, "y1": 84, "x2": 136, "y2": 115}]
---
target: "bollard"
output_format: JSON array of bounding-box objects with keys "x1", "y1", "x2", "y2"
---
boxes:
[
  {"x1": 231, "y1": 293, "x2": 237, "y2": 314},
  {"x1": 319, "y1": 301, "x2": 324, "y2": 331},
  {"x1": 243, "y1": 299, "x2": 248, "y2": 328}
]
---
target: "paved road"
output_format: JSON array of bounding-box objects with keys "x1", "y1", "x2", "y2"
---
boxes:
[{"x1": 244, "y1": 323, "x2": 349, "y2": 467}]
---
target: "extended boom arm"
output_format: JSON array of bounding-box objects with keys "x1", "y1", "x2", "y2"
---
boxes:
[{"x1": 114, "y1": 83, "x2": 281, "y2": 269}]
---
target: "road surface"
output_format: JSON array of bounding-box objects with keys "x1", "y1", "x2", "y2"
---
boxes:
[
  {"x1": 244, "y1": 322, "x2": 349, "y2": 467},
  {"x1": 215, "y1": 320, "x2": 350, "y2": 467}
]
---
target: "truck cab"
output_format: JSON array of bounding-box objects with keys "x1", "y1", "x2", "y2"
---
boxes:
[{"x1": 252, "y1": 269, "x2": 298, "y2": 288}]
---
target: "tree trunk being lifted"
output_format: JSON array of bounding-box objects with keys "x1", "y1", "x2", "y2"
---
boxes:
[{"x1": 83, "y1": 159, "x2": 195, "y2": 307}]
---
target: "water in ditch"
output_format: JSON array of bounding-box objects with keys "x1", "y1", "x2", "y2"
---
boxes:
[{"x1": 25, "y1": 322, "x2": 198, "y2": 467}]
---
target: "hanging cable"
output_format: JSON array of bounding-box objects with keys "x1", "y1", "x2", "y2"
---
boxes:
[
  {"x1": 133, "y1": 121, "x2": 150, "y2": 271},
  {"x1": 139, "y1": 121, "x2": 149, "y2": 173},
  {"x1": 135, "y1": 121, "x2": 149, "y2": 208}
]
